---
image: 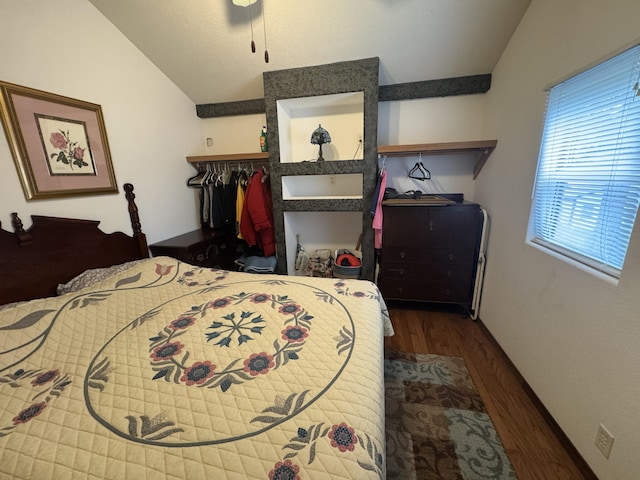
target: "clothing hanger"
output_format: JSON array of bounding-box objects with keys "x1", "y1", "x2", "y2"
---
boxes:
[
  {"x1": 213, "y1": 162, "x2": 224, "y2": 185},
  {"x1": 408, "y1": 153, "x2": 431, "y2": 181},
  {"x1": 202, "y1": 163, "x2": 213, "y2": 185},
  {"x1": 187, "y1": 164, "x2": 206, "y2": 187},
  {"x1": 212, "y1": 162, "x2": 224, "y2": 186},
  {"x1": 222, "y1": 162, "x2": 232, "y2": 185}
]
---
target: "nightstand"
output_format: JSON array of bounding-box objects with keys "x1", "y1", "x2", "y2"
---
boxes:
[{"x1": 149, "y1": 228, "x2": 237, "y2": 270}]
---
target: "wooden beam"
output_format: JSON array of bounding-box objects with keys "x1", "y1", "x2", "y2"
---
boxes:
[
  {"x1": 195, "y1": 74, "x2": 492, "y2": 118},
  {"x1": 196, "y1": 98, "x2": 266, "y2": 118},
  {"x1": 378, "y1": 74, "x2": 491, "y2": 102}
]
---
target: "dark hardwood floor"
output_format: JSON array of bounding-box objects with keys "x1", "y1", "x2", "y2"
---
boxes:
[{"x1": 383, "y1": 301, "x2": 595, "y2": 480}]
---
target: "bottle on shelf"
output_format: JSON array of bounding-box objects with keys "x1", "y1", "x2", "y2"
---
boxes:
[{"x1": 260, "y1": 126, "x2": 268, "y2": 152}]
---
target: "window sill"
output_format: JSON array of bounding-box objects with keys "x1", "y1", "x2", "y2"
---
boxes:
[{"x1": 525, "y1": 239, "x2": 620, "y2": 285}]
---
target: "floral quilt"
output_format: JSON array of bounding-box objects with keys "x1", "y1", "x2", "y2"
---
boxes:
[{"x1": 0, "y1": 257, "x2": 391, "y2": 479}]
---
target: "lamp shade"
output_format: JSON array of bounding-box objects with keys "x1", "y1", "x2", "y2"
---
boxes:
[
  {"x1": 232, "y1": 0, "x2": 257, "y2": 6},
  {"x1": 310, "y1": 124, "x2": 331, "y2": 161},
  {"x1": 310, "y1": 124, "x2": 331, "y2": 145}
]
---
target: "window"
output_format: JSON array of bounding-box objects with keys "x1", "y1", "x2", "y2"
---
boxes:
[{"x1": 529, "y1": 44, "x2": 640, "y2": 278}]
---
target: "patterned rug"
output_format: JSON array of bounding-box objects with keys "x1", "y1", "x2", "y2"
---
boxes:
[{"x1": 385, "y1": 350, "x2": 517, "y2": 479}]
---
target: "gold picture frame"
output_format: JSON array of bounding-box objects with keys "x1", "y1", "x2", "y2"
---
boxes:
[{"x1": 0, "y1": 81, "x2": 117, "y2": 200}]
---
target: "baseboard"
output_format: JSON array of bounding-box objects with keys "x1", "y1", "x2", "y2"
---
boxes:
[{"x1": 476, "y1": 318, "x2": 599, "y2": 480}]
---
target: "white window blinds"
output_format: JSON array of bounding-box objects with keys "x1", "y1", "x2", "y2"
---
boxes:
[{"x1": 530, "y1": 44, "x2": 640, "y2": 277}]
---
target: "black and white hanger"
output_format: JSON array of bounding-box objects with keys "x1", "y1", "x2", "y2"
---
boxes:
[{"x1": 408, "y1": 153, "x2": 431, "y2": 181}]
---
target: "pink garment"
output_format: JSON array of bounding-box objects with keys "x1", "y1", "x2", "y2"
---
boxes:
[{"x1": 372, "y1": 169, "x2": 387, "y2": 249}]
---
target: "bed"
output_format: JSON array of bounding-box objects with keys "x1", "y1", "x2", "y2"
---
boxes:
[{"x1": 0, "y1": 184, "x2": 392, "y2": 479}]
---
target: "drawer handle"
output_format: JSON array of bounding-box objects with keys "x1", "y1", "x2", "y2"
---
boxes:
[
  {"x1": 389, "y1": 268, "x2": 405, "y2": 275},
  {"x1": 399, "y1": 251, "x2": 406, "y2": 259},
  {"x1": 448, "y1": 253, "x2": 455, "y2": 261},
  {"x1": 429, "y1": 220, "x2": 434, "y2": 231}
]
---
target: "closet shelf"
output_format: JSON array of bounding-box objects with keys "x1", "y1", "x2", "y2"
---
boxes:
[
  {"x1": 278, "y1": 160, "x2": 364, "y2": 176},
  {"x1": 377, "y1": 140, "x2": 497, "y2": 179},
  {"x1": 282, "y1": 198, "x2": 363, "y2": 212},
  {"x1": 186, "y1": 152, "x2": 269, "y2": 165}
]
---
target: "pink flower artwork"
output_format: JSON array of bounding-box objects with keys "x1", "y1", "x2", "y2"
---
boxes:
[{"x1": 48, "y1": 129, "x2": 90, "y2": 170}]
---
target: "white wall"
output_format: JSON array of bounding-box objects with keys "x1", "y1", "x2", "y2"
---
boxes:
[
  {"x1": 378, "y1": 95, "x2": 487, "y2": 201},
  {"x1": 476, "y1": 0, "x2": 640, "y2": 478},
  {"x1": 0, "y1": 0, "x2": 203, "y2": 244},
  {"x1": 200, "y1": 114, "x2": 267, "y2": 156}
]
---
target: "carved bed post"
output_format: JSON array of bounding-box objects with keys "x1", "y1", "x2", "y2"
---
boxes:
[
  {"x1": 11, "y1": 212, "x2": 24, "y2": 233},
  {"x1": 123, "y1": 183, "x2": 149, "y2": 257},
  {"x1": 11, "y1": 212, "x2": 32, "y2": 246},
  {"x1": 123, "y1": 183, "x2": 142, "y2": 234}
]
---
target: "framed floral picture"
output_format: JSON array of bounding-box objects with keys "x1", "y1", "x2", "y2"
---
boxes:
[{"x1": 0, "y1": 81, "x2": 117, "y2": 200}]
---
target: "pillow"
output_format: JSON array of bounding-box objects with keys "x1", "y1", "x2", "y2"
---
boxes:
[{"x1": 56, "y1": 259, "x2": 146, "y2": 295}]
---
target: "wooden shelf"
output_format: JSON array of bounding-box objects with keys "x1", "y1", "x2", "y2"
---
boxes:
[
  {"x1": 186, "y1": 152, "x2": 269, "y2": 164},
  {"x1": 377, "y1": 140, "x2": 497, "y2": 179}
]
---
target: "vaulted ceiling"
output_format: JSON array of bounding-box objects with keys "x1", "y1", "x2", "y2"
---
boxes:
[{"x1": 88, "y1": 0, "x2": 531, "y2": 105}]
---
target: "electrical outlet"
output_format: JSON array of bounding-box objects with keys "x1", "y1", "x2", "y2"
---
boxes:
[{"x1": 595, "y1": 424, "x2": 614, "y2": 458}]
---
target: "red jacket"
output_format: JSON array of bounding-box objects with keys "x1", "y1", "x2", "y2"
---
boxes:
[{"x1": 240, "y1": 169, "x2": 276, "y2": 257}]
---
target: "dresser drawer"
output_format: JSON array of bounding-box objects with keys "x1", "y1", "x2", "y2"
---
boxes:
[
  {"x1": 382, "y1": 262, "x2": 473, "y2": 283},
  {"x1": 383, "y1": 247, "x2": 475, "y2": 265},
  {"x1": 381, "y1": 277, "x2": 471, "y2": 303}
]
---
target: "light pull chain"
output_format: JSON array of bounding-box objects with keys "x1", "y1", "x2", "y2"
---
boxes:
[
  {"x1": 248, "y1": 2, "x2": 256, "y2": 53},
  {"x1": 262, "y1": 1, "x2": 269, "y2": 63}
]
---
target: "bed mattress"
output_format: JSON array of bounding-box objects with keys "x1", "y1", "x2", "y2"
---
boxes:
[{"x1": 0, "y1": 257, "x2": 391, "y2": 479}]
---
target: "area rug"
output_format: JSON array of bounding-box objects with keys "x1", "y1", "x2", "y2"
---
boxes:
[{"x1": 385, "y1": 350, "x2": 517, "y2": 479}]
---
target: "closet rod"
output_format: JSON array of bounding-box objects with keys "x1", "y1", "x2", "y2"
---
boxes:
[{"x1": 186, "y1": 152, "x2": 269, "y2": 164}]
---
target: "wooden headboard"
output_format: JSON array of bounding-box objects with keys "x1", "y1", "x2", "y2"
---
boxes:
[{"x1": 0, "y1": 183, "x2": 149, "y2": 306}]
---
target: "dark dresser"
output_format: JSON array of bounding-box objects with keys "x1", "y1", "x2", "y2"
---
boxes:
[
  {"x1": 379, "y1": 198, "x2": 483, "y2": 312},
  {"x1": 149, "y1": 228, "x2": 237, "y2": 270}
]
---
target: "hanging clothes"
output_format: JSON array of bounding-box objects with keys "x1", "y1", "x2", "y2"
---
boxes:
[
  {"x1": 209, "y1": 181, "x2": 223, "y2": 228},
  {"x1": 189, "y1": 164, "x2": 240, "y2": 230},
  {"x1": 236, "y1": 169, "x2": 248, "y2": 239},
  {"x1": 199, "y1": 186, "x2": 208, "y2": 226},
  {"x1": 216, "y1": 170, "x2": 237, "y2": 228},
  {"x1": 370, "y1": 166, "x2": 383, "y2": 217},
  {"x1": 372, "y1": 168, "x2": 387, "y2": 249},
  {"x1": 240, "y1": 168, "x2": 275, "y2": 257}
]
